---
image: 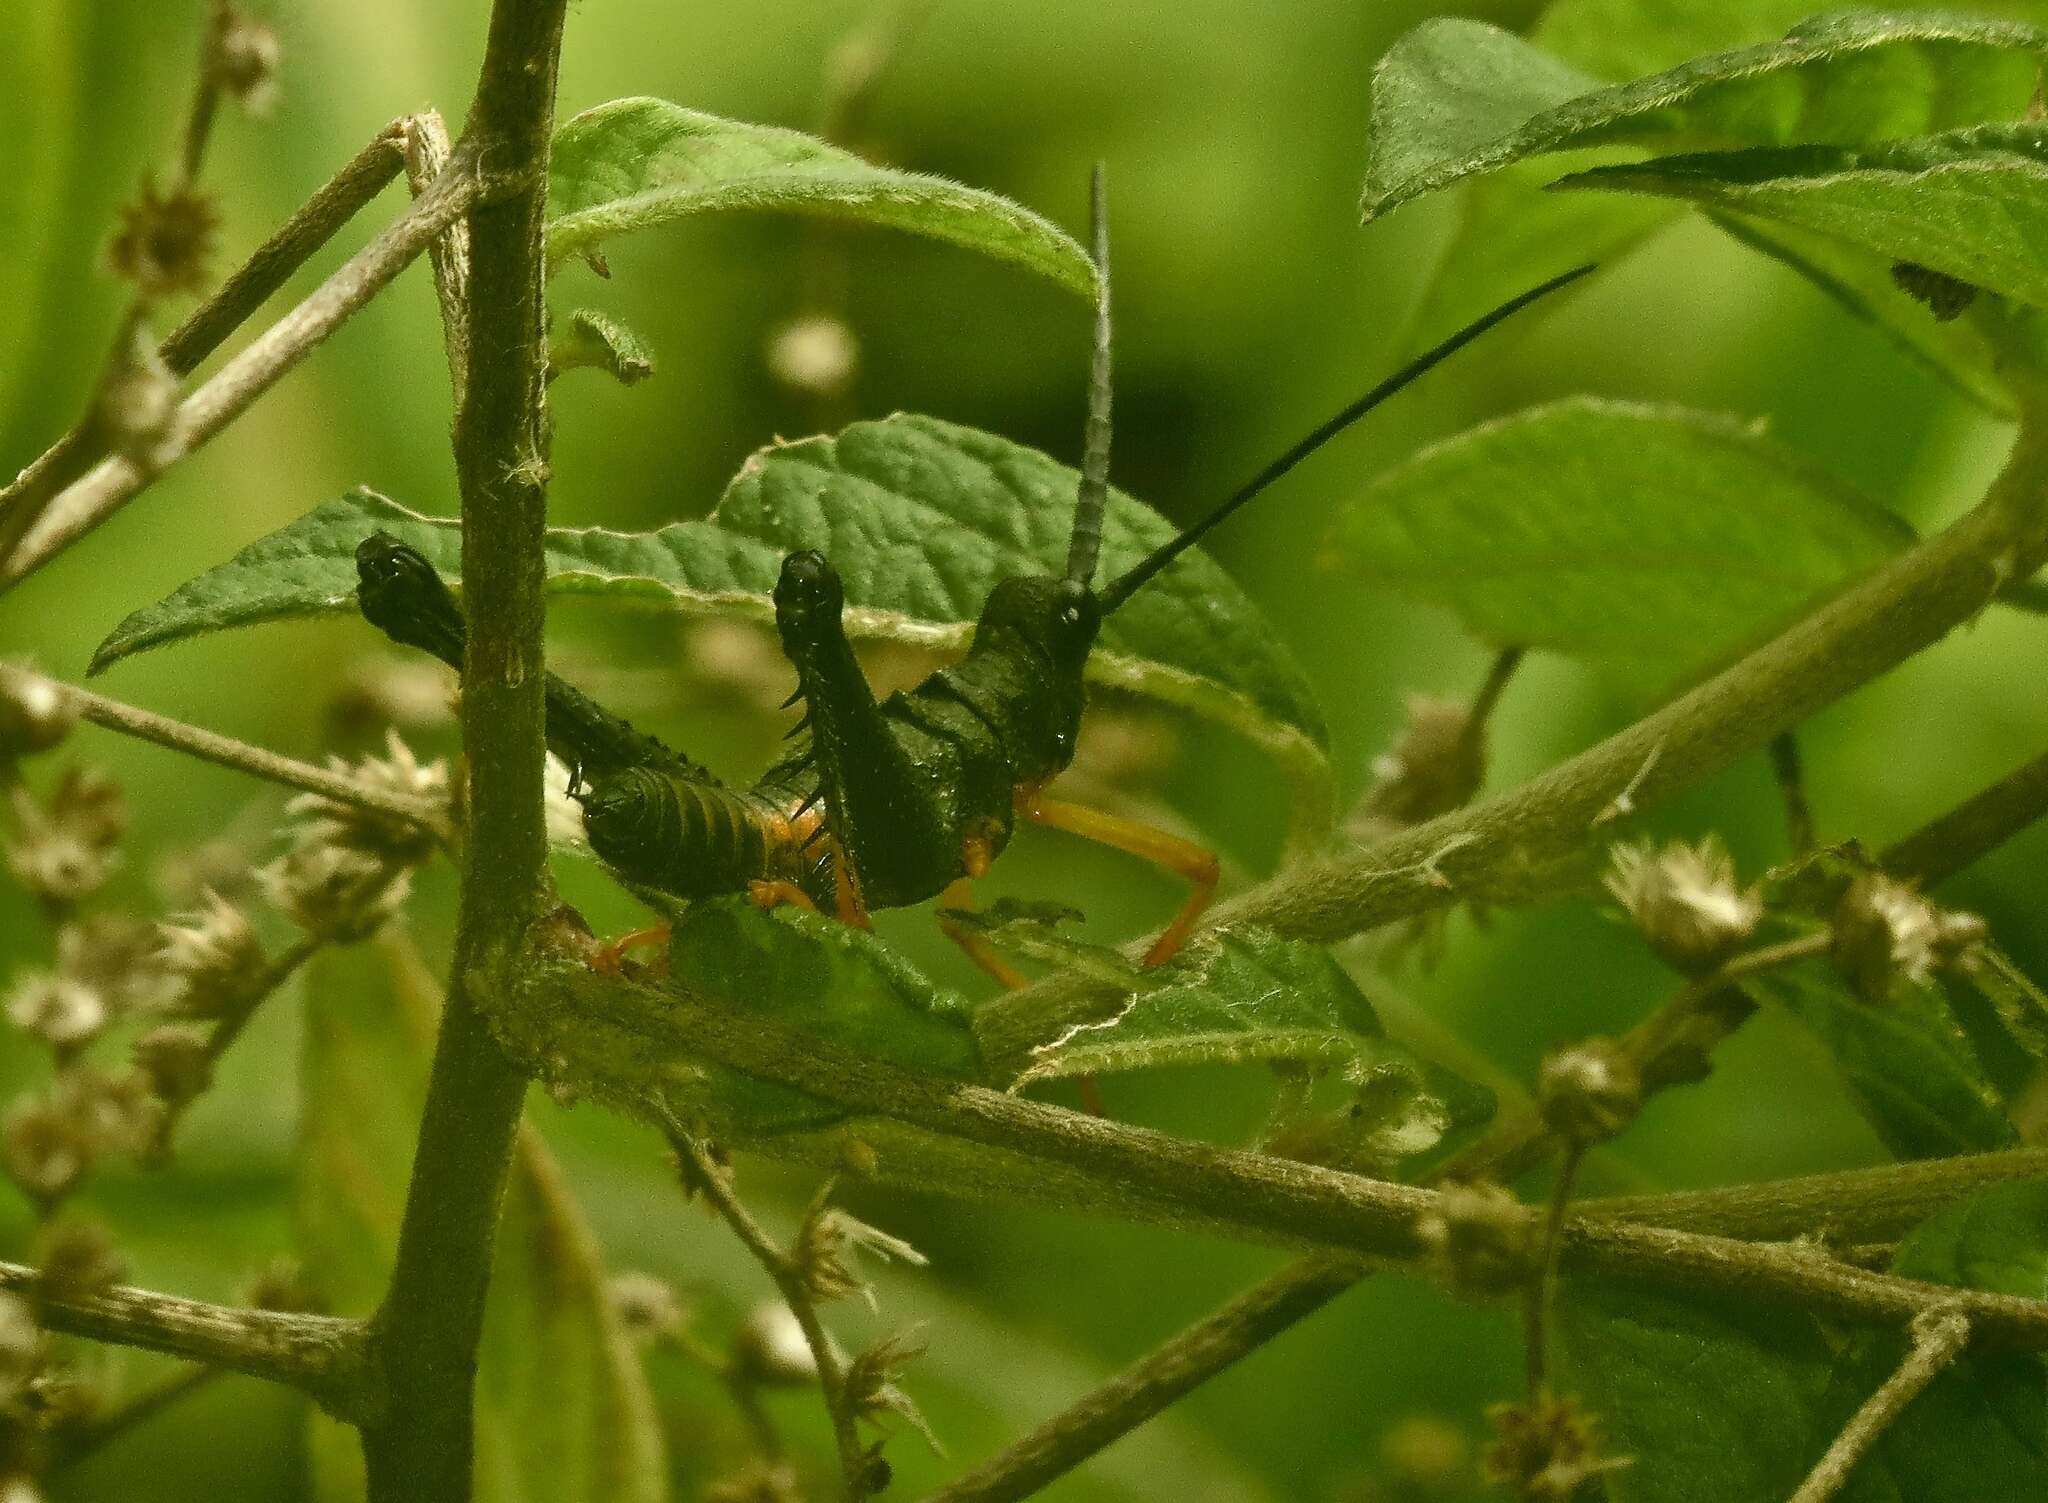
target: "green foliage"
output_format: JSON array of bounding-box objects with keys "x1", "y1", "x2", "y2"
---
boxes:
[
  {"x1": 1561, "y1": 1279, "x2": 1835, "y2": 1503},
  {"x1": 1370, "y1": 7, "x2": 2048, "y2": 354},
  {"x1": 1564, "y1": 125, "x2": 2048, "y2": 311},
  {"x1": 0, "y1": 2, "x2": 76, "y2": 434},
  {"x1": 661, "y1": 897, "x2": 980, "y2": 1136},
  {"x1": 1321, "y1": 397, "x2": 1909, "y2": 685},
  {"x1": 91, "y1": 415, "x2": 1329, "y2": 776},
  {"x1": 1750, "y1": 960, "x2": 2017, "y2": 1160},
  {"x1": 545, "y1": 99, "x2": 1097, "y2": 297},
  {"x1": 298, "y1": 941, "x2": 665, "y2": 1503},
  {"x1": 547, "y1": 309, "x2": 657, "y2": 386}
]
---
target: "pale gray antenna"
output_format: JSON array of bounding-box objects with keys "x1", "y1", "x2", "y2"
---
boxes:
[{"x1": 1065, "y1": 162, "x2": 1112, "y2": 585}]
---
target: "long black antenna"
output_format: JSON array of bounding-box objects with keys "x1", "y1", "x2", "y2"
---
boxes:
[
  {"x1": 1097, "y1": 263, "x2": 1595, "y2": 613},
  {"x1": 1065, "y1": 162, "x2": 1113, "y2": 585}
]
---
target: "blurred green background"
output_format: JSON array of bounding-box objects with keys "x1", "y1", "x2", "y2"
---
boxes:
[{"x1": 5, "y1": 1, "x2": 2048, "y2": 1499}]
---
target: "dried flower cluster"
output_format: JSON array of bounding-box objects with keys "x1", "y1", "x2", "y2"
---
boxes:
[
  {"x1": 790, "y1": 1188, "x2": 928, "y2": 1312},
  {"x1": 1483, "y1": 1392, "x2": 1631, "y2": 1500},
  {"x1": 1831, "y1": 872, "x2": 1984, "y2": 1002}
]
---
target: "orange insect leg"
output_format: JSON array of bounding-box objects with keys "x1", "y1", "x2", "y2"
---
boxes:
[
  {"x1": 748, "y1": 879, "x2": 819, "y2": 913},
  {"x1": 936, "y1": 873, "x2": 1105, "y2": 1116},
  {"x1": 587, "y1": 923, "x2": 673, "y2": 976},
  {"x1": 1014, "y1": 788, "x2": 1220, "y2": 968}
]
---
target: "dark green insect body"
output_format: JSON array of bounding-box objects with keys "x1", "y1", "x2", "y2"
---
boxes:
[{"x1": 352, "y1": 175, "x2": 1588, "y2": 934}]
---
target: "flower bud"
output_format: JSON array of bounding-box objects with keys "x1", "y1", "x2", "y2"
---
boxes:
[
  {"x1": 1537, "y1": 1040, "x2": 1641, "y2": 1147},
  {"x1": 766, "y1": 315, "x2": 859, "y2": 398},
  {"x1": 1364, "y1": 695, "x2": 1484, "y2": 826},
  {"x1": 1415, "y1": 1184, "x2": 1530, "y2": 1298},
  {"x1": 134, "y1": 1027, "x2": 215, "y2": 1114},
  {"x1": 4, "y1": 972, "x2": 108, "y2": 1054},
  {"x1": 257, "y1": 844, "x2": 409, "y2": 943},
  {"x1": 0, "y1": 664, "x2": 76, "y2": 758},
  {"x1": 1604, "y1": 836, "x2": 1760, "y2": 974},
  {"x1": 609, "y1": 1272, "x2": 687, "y2": 1346},
  {"x1": 2, "y1": 1099, "x2": 92, "y2": 1209},
  {"x1": 98, "y1": 324, "x2": 180, "y2": 470},
  {"x1": 109, "y1": 181, "x2": 219, "y2": 297},
  {"x1": 157, "y1": 889, "x2": 267, "y2": 1020},
  {"x1": 245, "y1": 1257, "x2": 324, "y2": 1314},
  {"x1": 212, "y1": 6, "x2": 282, "y2": 114},
  {"x1": 1832, "y1": 874, "x2": 1983, "y2": 1001},
  {"x1": 35, "y1": 1217, "x2": 124, "y2": 1302},
  {"x1": 729, "y1": 1302, "x2": 818, "y2": 1388}
]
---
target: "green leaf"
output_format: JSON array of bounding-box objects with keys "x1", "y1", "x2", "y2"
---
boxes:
[
  {"x1": 1812, "y1": 1184, "x2": 2048, "y2": 1501},
  {"x1": 1369, "y1": 11, "x2": 2048, "y2": 348},
  {"x1": 1750, "y1": 960, "x2": 2016, "y2": 1160},
  {"x1": 545, "y1": 98, "x2": 1095, "y2": 297},
  {"x1": 547, "y1": 308, "x2": 656, "y2": 385},
  {"x1": 1560, "y1": 1279, "x2": 1835, "y2": 1503},
  {"x1": 658, "y1": 897, "x2": 980, "y2": 1137},
  {"x1": 992, "y1": 926, "x2": 1494, "y2": 1178},
  {"x1": 94, "y1": 414, "x2": 1329, "y2": 779},
  {"x1": 1561, "y1": 124, "x2": 2048, "y2": 312},
  {"x1": 1710, "y1": 209, "x2": 2019, "y2": 413},
  {"x1": 1320, "y1": 398, "x2": 1911, "y2": 686},
  {"x1": 298, "y1": 937, "x2": 665, "y2": 1503}
]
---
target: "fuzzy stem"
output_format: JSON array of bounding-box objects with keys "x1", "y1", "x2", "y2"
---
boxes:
[
  {"x1": 19, "y1": 671, "x2": 450, "y2": 836},
  {"x1": 1787, "y1": 1304, "x2": 1972, "y2": 1503},
  {"x1": 356, "y1": 3, "x2": 569, "y2": 1497},
  {"x1": 1525, "y1": 1144, "x2": 1583, "y2": 1397},
  {"x1": 0, "y1": 1263, "x2": 370, "y2": 1418},
  {"x1": 402, "y1": 111, "x2": 472, "y2": 410}
]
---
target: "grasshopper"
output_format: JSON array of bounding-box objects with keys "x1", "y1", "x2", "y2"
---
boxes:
[{"x1": 356, "y1": 170, "x2": 1585, "y2": 977}]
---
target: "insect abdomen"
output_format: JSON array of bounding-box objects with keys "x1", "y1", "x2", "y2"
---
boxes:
[{"x1": 579, "y1": 766, "x2": 810, "y2": 901}]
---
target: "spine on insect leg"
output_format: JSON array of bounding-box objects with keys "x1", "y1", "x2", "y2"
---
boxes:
[{"x1": 354, "y1": 532, "x2": 718, "y2": 784}]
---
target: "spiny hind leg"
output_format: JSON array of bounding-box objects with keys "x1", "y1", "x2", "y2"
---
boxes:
[
  {"x1": 1015, "y1": 788, "x2": 1219, "y2": 968},
  {"x1": 936, "y1": 874, "x2": 1105, "y2": 1117}
]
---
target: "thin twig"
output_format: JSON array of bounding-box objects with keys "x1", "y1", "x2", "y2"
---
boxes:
[
  {"x1": 0, "y1": 1263, "x2": 369, "y2": 1418},
  {"x1": 0, "y1": 125, "x2": 408, "y2": 572},
  {"x1": 0, "y1": 145, "x2": 482, "y2": 590},
  {"x1": 1525, "y1": 1144, "x2": 1583, "y2": 1397},
  {"x1": 402, "y1": 111, "x2": 471, "y2": 409},
  {"x1": 14, "y1": 671, "x2": 449, "y2": 838},
  {"x1": 1771, "y1": 732, "x2": 1817, "y2": 853},
  {"x1": 1881, "y1": 745, "x2": 2048, "y2": 887},
  {"x1": 55, "y1": 1364, "x2": 221, "y2": 1470},
  {"x1": 919, "y1": 1255, "x2": 1361, "y2": 1503},
  {"x1": 1786, "y1": 1304, "x2": 1972, "y2": 1503},
  {"x1": 665, "y1": 1123, "x2": 870, "y2": 1502}
]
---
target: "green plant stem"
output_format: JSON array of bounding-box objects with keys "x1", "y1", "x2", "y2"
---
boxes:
[
  {"x1": 1787, "y1": 1304, "x2": 1972, "y2": 1503},
  {"x1": 55, "y1": 1364, "x2": 221, "y2": 1470},
  {"x1": 1525, "y1": 1144, "x2": 1583, "y2": 1398},
  {"x1": 19, "y1": 670, "x2": 450, "y2": 836},
  {"x1": 514, "y1": 959, "x2": 2048, "y2": 1346},
  {"x1": 358, "y1": 3, "x2": 568, "y2": 1498},
  {"x1": 1582, "y1": 1148, "x2": 2048, "y2": 1243},
  {"x1": 975, "y1": 412, "x2": 2048, "y2": 1072},
  {"x1": 0, "y1": 1263, "x2": 370, "y2": 1418},
  {"x1": 918, "y1": 1255, "x2": 1362, "y2": 1503}
]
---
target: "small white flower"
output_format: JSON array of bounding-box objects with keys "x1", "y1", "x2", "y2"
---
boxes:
[
  {"x1": 284, "y1": 730, "x2": 449, "y2": 863},
  {"x1": 766, "y1": 314, "x2": 859, "y2": 398},
  {"x1": 258, "y1": 844, "x2": 410, "y2": 943},
  {"x1": 1833, "y1": 874, "x2": 1986, "y2": 1000},
  {"x1": 157, "y1": 889, "x2": 266, "y2": 1018}
]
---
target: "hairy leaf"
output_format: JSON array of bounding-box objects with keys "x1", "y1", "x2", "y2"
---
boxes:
[
  {"x1": 1370, "y1": 10, "x2": 2047, "y2": 350},
  {"x1": 546, "y1": 98, "x2": 1095, "y2": 297},
  {"x1": 1751, "y1": 961, "x2": 2016, "y2": 1160},
  {"x1": 1321, "y1": 398, "x2": 1910, "y2": 685},
  {"x1": 298, "y1": 939, "x2": 664, "y2": 1503},
  {"x1": 659, "y1": 897, "x2": 979, "y2": 1137},
  {"x1": 1561, "y1": 1279, "x2": 1835, "y2": 1503},
  {"x1": 1562, "y1": 125, "x2": 2048, "y2": 312},
  {"x1": 548, "y1": 308, "x2": 656, "y2": 385},
  {"x1": 94, "y1": 414, "x2": 1329, "y2": 777},
  {"x1": 1812, "y1": 1184, "x2": 2048, "y2": 1501},
  {"x1": 992, "y1": 925, "x2": 1493, "y2": 1178}
]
